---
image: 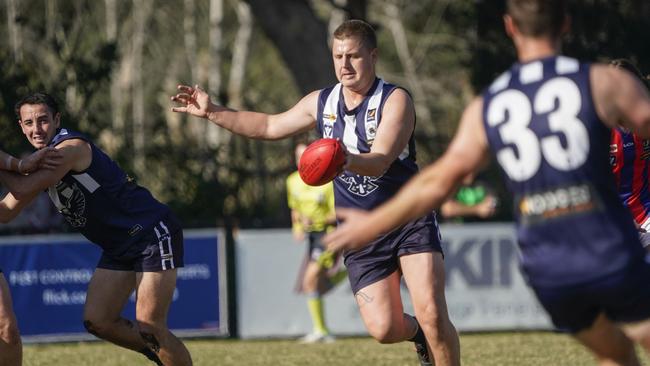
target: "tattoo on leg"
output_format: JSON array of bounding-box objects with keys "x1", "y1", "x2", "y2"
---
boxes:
[
  {"x1": 356, "y1": 291, "x2": 374, "y2": 304},
  {"x1": 140, "y1": 331, "x2": 161, "y2": 353}
]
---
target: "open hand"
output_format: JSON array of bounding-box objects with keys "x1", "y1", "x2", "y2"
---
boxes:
[
  {"x1": 171, "y1": 84, "x2": 212, "y2": 118},
  {"x1": 323, "y1": 208, "x2": 377, "y2": 252}
]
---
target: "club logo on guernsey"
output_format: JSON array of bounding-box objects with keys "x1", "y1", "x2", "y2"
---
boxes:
[
  {"x1": 323, "y1": 114, "x2": 336, "y2": 138},
  {"x1": 339, "y1": 174, "x2": 379, "y2": 196},
  {"x1": 366, "y1": 108, "x2": 378, "y2": 144},
  {"x1": 48, "y1": 181, "x2": 87, "y2": 227}
]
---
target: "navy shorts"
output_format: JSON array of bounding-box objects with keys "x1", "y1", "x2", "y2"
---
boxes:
[
  {"x1": 532, "y1": 259, "x2": 650, "y2": 333},
  {"x1": 97, "y1": 214, "x2": 184, "y2": 272},
  {"x1": 308, "y1": 231, "x2": 327, "y2": 261},
  {"x1": 344, "y1": 212, "x2": 443, "y2": 294}
]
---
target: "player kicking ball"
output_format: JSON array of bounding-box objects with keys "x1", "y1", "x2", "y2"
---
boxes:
[{"x1": 173, "y1": 19, "x2": 459, "y2": 366}]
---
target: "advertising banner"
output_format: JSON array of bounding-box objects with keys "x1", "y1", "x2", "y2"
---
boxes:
[
  {"x1": 235, "y1": 224, "x2": 552, "y2": 339},
  {"x1": 0, "y1": 229, "x2": 226, "y2": 342}
]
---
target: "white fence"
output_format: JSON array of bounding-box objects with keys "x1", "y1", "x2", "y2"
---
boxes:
[{"x1": 235, "y1": 223, "x2": 552, "y2": 339}]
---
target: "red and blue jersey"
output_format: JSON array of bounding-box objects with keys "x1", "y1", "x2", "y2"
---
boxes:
[{"x1": 610, "y1": 128, "x2": 650, "y2": 229}]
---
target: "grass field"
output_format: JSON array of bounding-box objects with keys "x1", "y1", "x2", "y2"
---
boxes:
[{"x1": 22, "y1": 331, "x2": 650, "y2": 365}]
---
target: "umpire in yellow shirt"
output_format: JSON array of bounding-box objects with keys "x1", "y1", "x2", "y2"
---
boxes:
[{"x1": 287, "y1": 143, "x2": 346, "y2": 343}]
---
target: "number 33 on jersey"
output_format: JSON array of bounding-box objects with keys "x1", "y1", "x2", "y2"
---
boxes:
[
  {"x1": 481, "y1": 56, "x2": 642, "y2": 287},
  {"x1": 485, "y1": 57, "x2": 590, "y2": 182}
]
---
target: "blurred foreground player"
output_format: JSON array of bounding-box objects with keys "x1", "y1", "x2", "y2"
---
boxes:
[
  {"x1": 0, "y1": 272, "x2": 20, "y2": 366},
  {"x1": 0, "y1": 147, "x2": 61, "y2": 366},
  {"x1": 325, "y1": 1, "x2": 650, "y2": 365},
  {"x1": 172, "y1": 19, "x2": 458, "y2": 366},
  {"x1": 0, "y1": 93, "x2": 192, "y2": 366},
  {"x1": 287, "y1": 143, "x2": 346, "y2": 343}
]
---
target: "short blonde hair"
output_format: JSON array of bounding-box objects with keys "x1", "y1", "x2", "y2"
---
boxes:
[{"x1": 333, "y1": 19, "x2": 377, "y2": 50}]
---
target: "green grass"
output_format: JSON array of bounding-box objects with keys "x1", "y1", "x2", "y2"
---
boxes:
[{"x1": 23, "y1": 332, "x2": 650, "y2": 366}]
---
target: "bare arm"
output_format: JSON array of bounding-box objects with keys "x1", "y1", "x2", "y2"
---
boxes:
[
  {"x1": 345, "y1": 89, "x2": 415, "y2": 176},
  {"x1": 0, "y1": 191, "x2": 41, "y2": 223},
  {"x1": 171, "y1": 84, "x2": 318, "y2": 140},
  {"x1": 0, "y1": 139, "x2": 91, "y2": 201},
  {"x1": 591, "y1": 65, "x2": 650, "y2": 137},
  {"x1": 0, "y1": 148, "x2": 62, "y2": 174},
  {"x1": 325, "y1": 97, "x2": 491, "y2": 251}
]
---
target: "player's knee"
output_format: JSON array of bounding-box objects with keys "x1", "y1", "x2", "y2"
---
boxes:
[
  {"x1": 82, "y1": 319, "x2": 101, "y2": 337},
  {"x1": 415, "y1": 304, "x2": 448, "y2": 335},
  {"x1": 302, "y1": 277, "x2": 318, "y2": 292},
  {"x1": 366, "y1": 319, "x2": 400, "y2": 344}
]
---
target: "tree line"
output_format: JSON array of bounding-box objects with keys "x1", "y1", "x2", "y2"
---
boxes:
[{"x1": 0, "y1": 0, "x2": 648, "y2": 230}]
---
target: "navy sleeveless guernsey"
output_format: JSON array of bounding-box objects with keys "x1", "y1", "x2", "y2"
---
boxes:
[
  {"x1": 47, "y1": 128, "x2": 172, "y2": 255},
  {"x1": 482, "y1": 56, "x2": 643, "y2": 287},
  {"x1": 316, "y1": 78, "x2": 418, "y2": 210}
]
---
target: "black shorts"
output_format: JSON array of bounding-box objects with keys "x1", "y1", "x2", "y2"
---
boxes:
[
  {"x1": 344, "y1": 212, "x2": 443, "y2": 294},
  {"x1": 97, "y1": 214, "x2": 184, "y2": 272},
  {"x1": 532, "y1": 258, "x2": 650, "y2": 333},
  {"x1": 308, "y1": 231, "x2": 327, "y2": 261}
]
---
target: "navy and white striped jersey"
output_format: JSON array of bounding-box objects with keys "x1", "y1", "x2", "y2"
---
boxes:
[
  {"x1": 482, "y1": 56, "x2": 643, "y2": 287},
  {"x1": 316, "y1": 78, "x2": 418, "y2": 210},
  {"x1": 47, "y1": 129, "x2": 172, "y2": 255}
]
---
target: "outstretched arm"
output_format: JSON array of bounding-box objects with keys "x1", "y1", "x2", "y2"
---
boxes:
[
  {"x1": 0, "y1": 148, "x2": 62, "y2": 175},
  {"x1": 0, "y1": 139, "x2": 90, "y2": 201},
  {"x1": 0, "y1": 191, "x2": 40, "y2": 223},
  {"x1": 0, "y1": 146, "x2": 66, "y2": 222},
  {"x1": 171, "y1": 84, "x2": 318, "y2": 140},
  {"x1": 325, "y1": 97, "x2": 491, "y2": 251}
]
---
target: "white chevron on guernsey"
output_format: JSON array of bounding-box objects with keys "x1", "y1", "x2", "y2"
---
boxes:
[{"x1": 72, "y1": 173, "x2": 100, "y2": 193}]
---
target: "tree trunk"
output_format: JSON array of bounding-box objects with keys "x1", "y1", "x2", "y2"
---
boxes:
[
  {"x1": 105, "y1": 0, "x2": 117, "y2": 41},
  {"x1": 244, "y1": 0, "x2": 336, "y2": 93},
  {"x1": 227, "y1": 0, "x2": 252, "y2": 110},
  {"x1": 100, "y1": 0, "x2": 122, "y2": 154},
  {"x1": 46, "y1": 0, "x2": 58, "y2": 42},
  {"x1": 7, "y1": 0, "x2": 22, "y2": 62},
  {"x1": 383, "y1": 2, "x2": 433, "y2": 128},
  {"x1": 328, "y1": 0, "x2": 348, "y2": 40},
  {"x1": 184, "y1": 0, "x2": 199, "y2": 83},
  {"x1": 205, "y1": 0, "x2": 224, "y2": 148},
  {"x1": 132, "y1": 0, "x2": 155, "y2": 174}
]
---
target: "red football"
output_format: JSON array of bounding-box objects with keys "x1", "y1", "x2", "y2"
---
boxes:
[{"x1": 298, "y1": 138, "x2": 346, "y2": 186}]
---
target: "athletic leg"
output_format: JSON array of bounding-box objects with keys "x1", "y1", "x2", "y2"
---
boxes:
[
  {"x1": 136, "y1": 270, "x2": 192, "y2": 366},
  {"x1": 0, "y1": 274, "x2": 21, "y2": 366},
  {"x1": 83, "y1": 268, "x2": 144, "y2": 350},
  {"x1": 575, "y1": 313, "x2": 639, "y2": 366},
  {"x1": 401, "y1": 251, "x2": 460, "y2": 366},
  {"x1": 355, "y1": 271, "x2": 417, "y2": 344},
  {"x1": 302, "y1": 261, "x2": 331, "y2": 338}
]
